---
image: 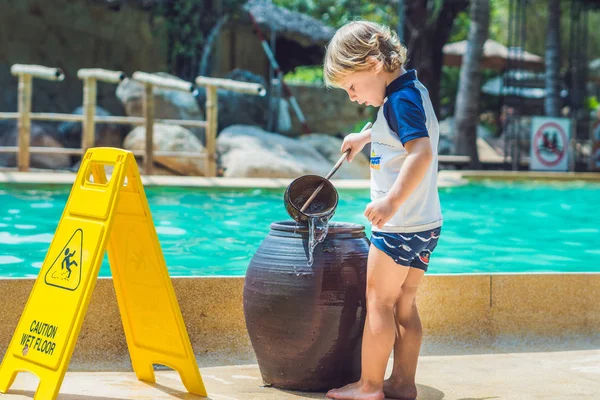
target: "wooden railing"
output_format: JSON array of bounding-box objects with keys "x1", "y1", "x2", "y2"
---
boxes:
[{"x1": 0, "y1": 64, "x2": 266, "y2": 176}]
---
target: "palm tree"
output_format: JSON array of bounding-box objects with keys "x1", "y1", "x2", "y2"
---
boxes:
[
  {"x1": 454, "y1": 0, "x2": 490, "y2": 168},
  {"x1": 545, "y1": 0, "x2": 561, "y2": 117}
]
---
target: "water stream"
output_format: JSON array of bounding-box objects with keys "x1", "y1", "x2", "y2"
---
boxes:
[{"x1": 307, "y1": 215, "x2": 330, "y2": 267}]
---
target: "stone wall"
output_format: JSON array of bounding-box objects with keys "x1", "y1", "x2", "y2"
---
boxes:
[
  {"x1": 0, "y1": 0, "x2": 167, "y2": 116},
  {"x1": 287, "y1": 83, "x2": 373, "y2": 136}
]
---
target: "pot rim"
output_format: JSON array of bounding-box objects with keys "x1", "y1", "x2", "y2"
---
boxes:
[{"x1": 270, "y1": 220, "x2": 365, "y2": 234}]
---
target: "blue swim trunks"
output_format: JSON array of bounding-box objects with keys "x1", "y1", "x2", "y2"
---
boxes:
[{"x1": 370, "y1": 227, "x2": 441, "y2": 271}]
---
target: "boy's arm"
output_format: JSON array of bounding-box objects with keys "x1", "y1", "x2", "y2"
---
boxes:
[{"x1": 386, "y1": 137, "x2": 433, "y2": 208}]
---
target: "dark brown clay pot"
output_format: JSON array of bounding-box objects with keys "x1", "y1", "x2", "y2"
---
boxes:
[{"x1": 243, "y1": 221, "x2": 368, "y2": 391}]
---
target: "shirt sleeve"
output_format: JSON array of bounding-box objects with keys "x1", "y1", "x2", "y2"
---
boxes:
[{"x1": 383, "y1": 92, "x2": 429, "y2": 146}]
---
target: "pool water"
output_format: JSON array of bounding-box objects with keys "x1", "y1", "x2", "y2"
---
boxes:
[{"x1": 0, "y1": 181, "x2": 599, "y2": 277}]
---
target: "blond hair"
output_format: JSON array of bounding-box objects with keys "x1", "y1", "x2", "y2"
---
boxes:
[{"x1": 323, "y1": 21, "x2": 408, "y2": 88}]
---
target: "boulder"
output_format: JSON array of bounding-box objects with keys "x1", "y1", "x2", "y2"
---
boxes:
[
  {"x1": 298, "y1": 134, "x2": 370, "y2": 179},
  {"x1": 123, "y1": 123, "x2": 206, "y2": 176},
  {"x1": 196, "y1": 69, "x2": 271, "y2": 133},
  {"x1": 116, "y1": 72, "x2": 204, "y2": 138},
  {"x1": 0, "y1": 121, "x2": 70, "y2": 169},
  {"x1": 57, "y1": 106, "x2": 124, "y2": 149},
  {"x1": 217, "y1": 125, "x2": 331, "y2": 178}
]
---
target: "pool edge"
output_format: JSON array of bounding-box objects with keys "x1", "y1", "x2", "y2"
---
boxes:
[{"x1": 1, "y1": 171, "x2": 599, "y2": 190}]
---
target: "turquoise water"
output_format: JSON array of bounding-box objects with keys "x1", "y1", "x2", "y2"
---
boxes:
[{"x1": 0, "y1": 181, "x2": 599, "y2": 277}]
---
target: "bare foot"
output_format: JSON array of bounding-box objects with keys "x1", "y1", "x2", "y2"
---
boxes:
[
  {"x1": 383, "y1": 378, "x2": 417, "y2": 400},
  {"x1": 326, "y1": 380, "x2": 384, "y2": 400}
]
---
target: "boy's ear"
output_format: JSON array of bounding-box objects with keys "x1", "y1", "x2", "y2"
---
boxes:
[{"x1": 367, "y1": 56, "x2": 383, "y2": 73}]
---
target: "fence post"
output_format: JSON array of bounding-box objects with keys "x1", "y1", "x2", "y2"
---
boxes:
[
  {"x1": 17, "y1": 74, "x2": 32, "y2": 172},
  {"x1": 143, "y1": 83, "x2": 155, "y2": 175},
  {"x1": 194, "y1": 76, "x2": 266, "y2": 177},
  {"x1": 133, "y1": 72, "x2": 196, "y2": 175},
  {"x1": 205, "y1": 87, "x2": 218, "y2": 177},
  {"x1": 82, "y1": 77, "x2": 97, "y2": 153},
  {"x1": 11, "y1": 64, "x2": 64, "y2": 171},
  {"x1": 78, "y1": 69, "x2": 126, "y2": 154}
]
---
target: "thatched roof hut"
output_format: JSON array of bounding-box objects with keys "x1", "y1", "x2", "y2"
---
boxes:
[
  {"x1": 243, "y1": 0, "x2": 335, "y2": 48},
  {"x1": 214, "y1": 0, "x2": 335, "y2": 76}
]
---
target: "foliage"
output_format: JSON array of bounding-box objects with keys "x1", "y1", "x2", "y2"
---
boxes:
[
  {"x1": 586, "y1": 96, "x2": 600, "y2": 111},
  {"x1": 272, "y1": 0, "x2": 395, "y2": 27},
  {"x1": 284, "y1": 66, "x2": 323, "y2": 84}
]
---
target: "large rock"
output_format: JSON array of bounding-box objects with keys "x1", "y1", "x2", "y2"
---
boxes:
[
  {"x1": 196, "y1": 69, "x2": 276, "y2": 133},
  {"x1": 123, "y1": 124, "x2": 206, "y2": 176},
  {"x1": 0, "y1": 121, "x2": 70, "y2": 169},
  {"x1": 299, "y1": 134, "x2": 370, "y2": 179},
  {"x1": 287, "y1": 82, "x2": 370, "y2": 136},
  {"x1": 57, "y1": 106, "x2": 124, "y2": 149},
  {"x1": 116, "y1": 73, "x2": 204, "y2": 137},
  {"x1": 217, "y1": 125, "x2": 331, "y2": 178}
]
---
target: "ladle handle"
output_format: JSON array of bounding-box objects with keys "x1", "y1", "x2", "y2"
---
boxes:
[
  {"x1": 326, "y1": 149, "x2": 351, "y2": 180},
  {"x1": 300, "y1": 122, "x2": 372, "y2": 213},
  {"x1": 299, "y1": 151, "x2": 348, "y2": 214}
]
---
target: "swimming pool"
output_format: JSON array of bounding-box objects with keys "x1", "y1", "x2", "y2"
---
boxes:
[{"x1": 0, "y1": 180, "x2": 599, "y2": 277}]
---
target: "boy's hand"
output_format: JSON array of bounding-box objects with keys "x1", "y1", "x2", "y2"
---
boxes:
[
  {"x1": 364, "y1": 196, "x2": 399, "y2": 229},
  {"x1": 341, "y1": 129, "x2": 371, "y2": 162}
]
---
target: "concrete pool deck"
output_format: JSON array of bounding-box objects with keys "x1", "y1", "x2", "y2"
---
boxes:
[{"x1": 2, "y1": 340, "x2": 600, "y2": 399}]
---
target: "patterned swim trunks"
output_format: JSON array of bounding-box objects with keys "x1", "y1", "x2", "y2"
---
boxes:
[{"x1": 370, "y1": 227, "x2": 441, "y2": 271}]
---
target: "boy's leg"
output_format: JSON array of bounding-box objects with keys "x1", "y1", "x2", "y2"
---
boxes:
[
  {"x1": 326, "y1": 245, "x2": 410, "y2": 400},
  {"x1": 384, "y1": 267, "x2": 424, "y2": 400}
]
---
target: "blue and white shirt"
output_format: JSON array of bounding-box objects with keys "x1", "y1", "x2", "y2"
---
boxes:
[{"x1": 370, "y1": 69, "x2": 443, "y2": 233}]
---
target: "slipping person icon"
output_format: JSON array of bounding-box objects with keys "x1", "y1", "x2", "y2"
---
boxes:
[{"x1": 61, "y1": 248, "x2": 78, "y2": 278}]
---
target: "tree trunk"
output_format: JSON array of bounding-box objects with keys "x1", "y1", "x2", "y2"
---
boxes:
[
  {"x1": 545, "y1": 0, "x2": 561, "y2": 117},
  {"x1": 454, "y1": 0, "x2": 490, "y2": 168},
  {"x1": 404, "y1": 0, "x2": 469, "y2": 118}
]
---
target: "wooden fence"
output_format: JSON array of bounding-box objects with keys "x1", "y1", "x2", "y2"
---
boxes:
[{"x1": 0, "y1": 64, "x2": 266, "y2": 176}]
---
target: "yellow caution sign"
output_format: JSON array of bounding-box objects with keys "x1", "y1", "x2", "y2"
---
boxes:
[{"x1": 0, "y1": 148, "x2": 207, "y2": 399}]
